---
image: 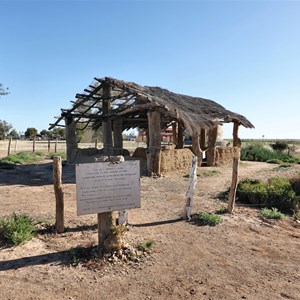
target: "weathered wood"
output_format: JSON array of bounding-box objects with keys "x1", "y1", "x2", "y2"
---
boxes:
[
  {"x1": 177, "y1": 123, "x2": 185, "y2": 149},
  {"x1": 55, "y1": 138, "x2": 58, "y2": 153},
  {"x1": 183, "y1": 156, "x2": 198, "y2": 220},
  {"x1": 98, "y1": 212, "x2": 113, "y2": 248},
  {"x1": 192, "y1": 131, "x2": 203, "y2": 165},
  {"x1": 48, "y1": 139, "x2": 51, "y2": 152},
  {"x1": 14, "y1": 139, "x2": 18, "y2": 153},
  {"x1": 118, "y1": 210, "x2": 128, "y2": 225},
  {"x1": 95, "y1": 139, "x2": 98, "y2": 149},
  {"x1": 53, "y1": 156, "x2": 64, "y2": 233},
  {"x1": 228, "y1": 147, "x2": 240, "y2": 213},
  {"x1": 200, "y1": 128, "x2": 206, "y2": 149},
  {"x1": 147, "y1": 110, "x2": 161, "y2": 175},
  {"x1": 7, "y1": 137, "x2": 12, "y2": 156},
  {"x1": 65, "y1": 116, "x2": 78, "y2": 163},
  {"x1": 113, "y1": 118, "x2": 123, "y2": 155},
  {"x1": 172, "y1": 122, "x2": 178, "y2": 145},
  {"x1": 206, "y1": 126, "x2": 218, "y2": 166},
  {"x1": 32, "y1": 137, "x2": 36, "y2": 153},
  {"x1": 102, "y1": 83, "x2": 113, "y2": 156}
]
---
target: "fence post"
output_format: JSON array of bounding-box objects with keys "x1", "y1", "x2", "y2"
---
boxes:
[
  {"x1": 53, "y1": 156, "x2": 64, "y2": 233},
  {"x1": 32, "y1": 137, "x2": 36, "y2": 153},
  {"x1": 48, "y1": 139, "x2": 51, "y2": 152},
  {"x1": 7, "y1": 138, "x2": 12, "y2": 156},
  {"x1": 55, "y1": 138, "x2": 58, "y2": 153},
  {"x1": 15, "y1": 139, "x2": 18, "y2": 153}
]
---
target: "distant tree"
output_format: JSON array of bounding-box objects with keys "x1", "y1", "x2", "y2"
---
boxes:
[
  {"x1": 52, "y1": 127, "x2": 66, "y2": 139},
  {"x1": 270, "y1": 141, "x2": 289, "y2": 153},
  {"x1": 40, "y1": 129, "x2": 53, "y2": 138},
  {"x1": 25, "y1": 127, "x2": 38, "y2": 139},
  {"x1": 0, "y1": 84, "x2": 9, "y2": 96},
  {"x1": 8, "y1": 129, "x2": 20, "y2": 139},
  {"x1": 0, "y1": 120, "x2": 13, "y2": 139}
]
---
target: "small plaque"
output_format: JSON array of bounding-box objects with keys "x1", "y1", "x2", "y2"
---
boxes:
[{"x1": 76, "y1": 161, "x2": 140, "y2": 216}]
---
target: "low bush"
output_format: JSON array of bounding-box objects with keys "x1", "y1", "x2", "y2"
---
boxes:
[
  {"x1": 0, "y1": 213, "x2": 36, "y2": 246},
  {"x1": 0, "y1": 151, "x2": 45, "y2": 164},
  {"x1": 191, "y1": 212, "x2": 223, "y2": 226},
  {"x1": 237, "y1": 177, "x2": 297, "y2": 213},
  {"x1": 260, "y1": 207, "x2": 285, "y2": 220},
  {"x1": 241, "y1": 145, "x2": 299, "y2": 163}
]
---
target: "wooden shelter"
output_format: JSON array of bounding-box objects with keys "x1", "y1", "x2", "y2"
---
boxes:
[{"x1": 50, "y1": 76, "x2": 254, "y2": 174}]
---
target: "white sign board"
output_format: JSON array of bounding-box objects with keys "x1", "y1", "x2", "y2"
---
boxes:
[{"x1": 76, "y1": 161, "x2": 140, "y2": 216}]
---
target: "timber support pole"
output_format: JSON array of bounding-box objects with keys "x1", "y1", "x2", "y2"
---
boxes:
[
  {"x1": 65, "y1": 115, "x2": 78, "y2": 163},
  {"x1": 228, "y1": 122, "x2": 241, "y2": 214},
  {"x1": 147, "y1": 110, "x2": 161, "y2": 175}
]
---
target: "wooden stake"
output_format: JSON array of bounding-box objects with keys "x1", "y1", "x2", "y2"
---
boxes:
[
  {"x1": 228, "y1": 147, "x2": 240, "y2": 214},
  {"x1": 14, "y1": 139, "x2": 18, "y2": 153},
  {"x1": 55, "y1": 138, "x2": 58, "y2": 153},
  {"x1": 53, "y1": 156, "x2": 64, "y2": 233},
  {"x1": 7, "y1": 137, "x2": 12, "y2": 156},
  {"x1": 48, "y1": 139, "x2": 51, "y2": 152},
  {"x1": 228, "y1": 123, "x2": 241, "y2": 213},
  {"x1": 32, "y1": 137, "x2": 36, "y2": 153},
  {"x1": 98, "y1": 212, "x2": 113, "y2": 248},
  {"x1": 95, "y1": 139, "x2": 98, "y2": 149},
  {"x1": 183, "y1": 156, "x2": 198, "y2": 220}
]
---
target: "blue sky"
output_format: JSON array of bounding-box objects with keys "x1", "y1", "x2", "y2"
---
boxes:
[{"x1": 1, "y1": 0, "x2": 299, "y2": 139}]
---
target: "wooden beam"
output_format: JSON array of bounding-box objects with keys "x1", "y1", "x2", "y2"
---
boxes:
[
  {"x1": 102, "y1": 83, "x2": 113, "y2": 156},
  {"x1": 228, "y1": 122, "x2": 241, "y2": 213},
  {"x1": 147, "y1": 110, "x2": 161, "y2": 175},
  {"x1": 192, "y1": 131, "x2": 203, "y2": 165},
  {"x1": 113, "y1": 118, "x2": 123, "y2": 155},
  {"x1": 177, "y1": 123, "x2": 185, "y2": 149},
  {"x1": 65, "y1": 116, "x2": 78, "y2": 163},
  {"x1": 206, "y1": 126, "x2": 218, "y2": 166},
  {"x1": 200, "y1": 128, "x2": 206, "y2": 149}
]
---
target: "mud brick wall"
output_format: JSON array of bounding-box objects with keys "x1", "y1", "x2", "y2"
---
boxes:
[
  {"x1": 160, "y1": 148, "x2": 193, "y2": 173},
  {"x1": 215, "y1": 147, "x2": 235, "y2": 165}
]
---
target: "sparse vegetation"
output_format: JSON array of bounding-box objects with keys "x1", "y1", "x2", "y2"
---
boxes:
[
  {"x1": 260, "y1": 207, "x2": 285, "y2": 220},
  {"x1": 191, "y1": 212, "x2": 223, "y2": 226},
  {"x1": 184, "y1": 170, "x2": 220, "y2": 178},
  {"x1": 0, "y1": 213, "x2": 36, "y2": 246},
  {"x1": 215, "y1": 207, "x2": 228, "y2": 214},
  {"x1": 273, "y1": 163, "x2": 293, "y2": 171},
  {"x1": 137, "y1": 240, "x2": 155, "y2": 252}
]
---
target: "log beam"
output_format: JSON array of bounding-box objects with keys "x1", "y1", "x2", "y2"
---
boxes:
[
  {"x1": 65, "y1": 115, "x2": 78, "y2": 163},
  {"x1": 206, "y1": 126, "x2": 218, "y2": 166},
  {"x1": 147, "y1": 110, "x2": 161, "y2": 175}
]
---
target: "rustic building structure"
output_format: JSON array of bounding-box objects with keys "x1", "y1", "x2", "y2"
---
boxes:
[{"x1": 50, "y1": 77, "x2": 254, "y2": 175}]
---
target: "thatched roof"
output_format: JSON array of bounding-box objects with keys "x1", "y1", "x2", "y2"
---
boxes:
[{"x1": 49, "y1": 77, "x2": 254, "y2": 134}]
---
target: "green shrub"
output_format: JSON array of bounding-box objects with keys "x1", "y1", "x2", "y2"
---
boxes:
[
  {"x1": 48, "y1": 152, "x2": 66, "y2": 160},
  {"x1": 0, "y1": 213, "x2": 36, "y2": 246},
  {"x1": 260, "y1": 207, "x2": 285, "y2": 220},
  {"x1": 137, "y1": 240, "x2": 155, "y2": 252},
  {"x1": 241, "y1": 145, "x2": 295, "y2": 163},
  {"x1": 273, "y1": 164, "x2": 292, "y2": 171},
  {"x1": 0, "y1": 151, "x2": 46, "y2": 164},
  {"x1": 191, "y1": 212, "x2": 223, "y2": 226},
  {"x1": 237, "y1": 177, "x2": 297, "y2": 212},
  {"x1": 267, "y1": 159, "x2": 282, "y2": 164}
]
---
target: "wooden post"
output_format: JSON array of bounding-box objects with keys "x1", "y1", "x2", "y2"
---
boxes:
[
  {"x1": 177, "y1": 123, "x2": 185, "y2": 149},
  {"x1": 228, "y1": 122, "x2": 241, "y2": 214},
  {"x1": 147, "y1": 110, "x2": 161, "y2": 175},
  {"x1": 113, "y1": 118, "x2": 123, "y2": 155},
  {"x1": 172, "y1": 122, "x2": 178, "y2": 145},
  {"x1": 200, "y1": 128, "x2": 206, "y2": 150},
  {"x1": 48, "y1": 139, "x2": 51, "y2": 152},
  {"x1": 53, "y1": 156, "x2": 64, "y2": 233},
  {"x1": 32, "y1": 137, "x2": 36, "y2": 153},
  {"x1": 55, "y1": 138, "x2": 58, "y2": 153},
  {"x1": 7, "y1": 137, "x2": 12, "y2": 156},
  {"x1": 95, "y1": 139, "x2": 98, "y2": 149},
  {"x1": 206, "y1": 126, "x2": 218, "y2": 166},
  {"x1": 98, "y1": 212, "x2": 113, "y2": 248},
  {"x1": 98, "y1": 82, "x2": 113, "y2": 248},
  {"x1": 183, "y1": 156, "x2": 198, "y2": 220},
  {"x1": 102, "y1": 83, "x2": 113, "y2": 156},
  {"x1": 192, "y1": 131, "x2": 203, "y2": 165},
  {"x1": 14, "y1": 139, "x2": 18, "y2": 153},
  {"x1": 65, "y1": 115, "x2": 78, "y2": 163}
]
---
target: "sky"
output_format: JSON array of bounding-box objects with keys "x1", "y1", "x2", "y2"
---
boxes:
[{"x1": 1, "y1": 0, "x2": 300, "y2": 139}]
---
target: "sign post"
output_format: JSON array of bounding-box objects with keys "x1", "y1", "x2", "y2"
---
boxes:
[{"x1": 76, "y1": 160, "x2": 140, "y2": 247}]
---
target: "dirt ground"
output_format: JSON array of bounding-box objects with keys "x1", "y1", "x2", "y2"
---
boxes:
[{"x1": 0, "y1": 159, "x2": 299, "y2": 300}]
